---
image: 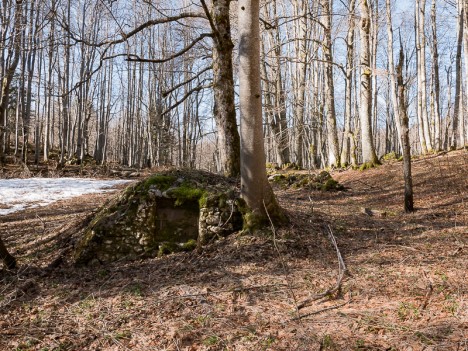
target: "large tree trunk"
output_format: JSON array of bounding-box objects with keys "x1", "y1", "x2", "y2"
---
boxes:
[
  {"x1": 359, "y1": 0, "x2": 379, "y2": 166},
  {"x1": 211, "y1": 0, "x2": 241, "y2": 177},
  {"x1": 321, "y1": 0, "x2": 340, "y2": 167},
  {"x1": 238, "y1": 0, "x2": 284, "y2": 227}
]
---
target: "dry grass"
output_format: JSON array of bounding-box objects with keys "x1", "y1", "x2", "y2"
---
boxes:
[{"x1": 0, "y1": 150, "x2": 466, "y2": 350}]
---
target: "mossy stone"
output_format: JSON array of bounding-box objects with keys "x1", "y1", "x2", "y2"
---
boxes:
[
  {"x1": 158, "y1": 242, "x2": 179, "y2": 256},
  {"x1": 181, "y1": 239, "x2": 197, "y2": 252},
  {"x1": 74, "y1": 169, "x2": 243, "y2": 264}
]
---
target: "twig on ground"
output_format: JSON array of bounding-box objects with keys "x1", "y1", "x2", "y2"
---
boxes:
[
  {"x1": 151, "y1": 283, "x2": 295, "y2": 304},
  {"x1": 292, "y1": 298, "x2": 351, "y2": 321},
  {"x1": 383, "y1": 244, "x2": 418, "y2": 252},
  {"x1": 263, "y1": 200, "x2": 302, "y2": 320},
  {"x1": 297, "y1": 225, "x2": 348, "y2": 310},
  {"x1": 420, "y1": 272, "x2": 433, "y2": 311},
  {"x1": 0, "y1": 279, "x2": 37, "y2": 310},
  {"x1": 354, "y1": 179, "x2": 385, "y2": 191}
]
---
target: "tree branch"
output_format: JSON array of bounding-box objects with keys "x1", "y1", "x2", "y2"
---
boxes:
[
  {"x1": 162, "y1": 65, "x2": 212, "y2": 97},
  {"x1": 64, "y1": 12, "x2": 207, "y2": 48},
  {"x1": 126, "y1": 33, "x2": 213, "y2": 64},
  {"x1": 162, "y1": 84, "x2": 212, "y2": 116}
]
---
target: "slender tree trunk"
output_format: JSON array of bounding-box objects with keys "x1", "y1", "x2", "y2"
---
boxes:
[
  {"x1": 396, "y1": 42, "x2": 414, "y2": 212},
  {"x1": 359, "y1": 0, "x2": 379, "y2": 166},
  {"x1": 261, "y1": 3, "x2": 290, "y2": 167},
  {"x1": 452, "y1": 0, "x2": 463, "y2": 149},
  {"x1": 463, "y1": 0, "x2": 468, "y2": 144},
  {"x1": 60, "y1": 0, "x2": 71, "y2": 164},
  {"x1": 341, "y1": 0, "x2": 357, "y2": 166},
  {"x1": 293, "y1": 0, "x2": 308, "y2": 167},
  {"x1": 431, "y1": 0, "x2": 441, "y2": 150},
  {"x1": 266, "y1": 1, "x2": 290, "y2": 166},
  {"x1": 321, "y1": 0, "x2": 340, "y2": 167},
  {"x1": 0, "y1": 0, "x2": 23, "y2": 165},
  {"x1": 211, "y1": 0, "x2": 241, "y2": 177},
  {"x1": 386, "y1": 0, "x2": 403, "y2": 152},
  {"x1": 416, "y1": 0, "x2": 433, "y2": 153}
]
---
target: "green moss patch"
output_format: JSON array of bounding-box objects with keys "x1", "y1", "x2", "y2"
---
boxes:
[
  {"x1": 359, "y1": 161, "x2": 381, "y2": 171},
  {"x1": 381, "y1": 151, "x2": 398, "y2": 161},
  {"x1": 167, "y1": 184, "x2": 205, "y2": 206},
  {"x1": 141, "y1": 174, "x2": 176, "y2": 191}
]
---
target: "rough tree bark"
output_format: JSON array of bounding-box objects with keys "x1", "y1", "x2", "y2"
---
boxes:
[{"x1": 209, "y1": 0, "x2": 241, "y2": 177}]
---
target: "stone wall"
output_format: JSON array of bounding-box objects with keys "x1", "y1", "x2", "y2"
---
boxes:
[{"x1": 73, "y1": 171, "x2": 242, "y2": 265}]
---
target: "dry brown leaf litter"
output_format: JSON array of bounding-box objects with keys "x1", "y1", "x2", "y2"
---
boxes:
[{"x1": 0, "y1": 150, "x2": 466, "y2": 350}]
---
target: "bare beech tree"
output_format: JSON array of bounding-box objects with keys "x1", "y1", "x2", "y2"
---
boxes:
[
  {"x1": 321, "y1": 0, "x2": 340, "y2": 168},
  {"x1": 415, "y1": 0, "x2": 433, "y2": 153},
  {"x1": 396, "y1": 40, "x2": 414, "y2": 212},
  {"x1": 238, "y1": 0, "x2": 284, "y2": 226},
  {"x1": 359, "y1": 0, "x2": 379, "y2": 166},
  {"x1": 387, "y1": 0, "x2": 414, "y2": 212},
  {"x1": 341, "y1": 0, "x2": 358, "y2": 167},
  {"x1": 0, "y1": 0, "x2": 23, "y2": 165},
  {"x1": 452, "y1": 0, "x2": 464, "y2": 149}
]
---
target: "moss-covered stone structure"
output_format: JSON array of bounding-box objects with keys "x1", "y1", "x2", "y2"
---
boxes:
[
  {"x1": 268, "y1": 170, "x2": 344, "y2": 191},
  {"x1": 73, "y1": 170, "x2": 242, "y2": 265}
]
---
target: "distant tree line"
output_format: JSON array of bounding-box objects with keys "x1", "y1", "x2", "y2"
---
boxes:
[{"x1": 1, "y1": 0, "x2": 467, "y2": 175}]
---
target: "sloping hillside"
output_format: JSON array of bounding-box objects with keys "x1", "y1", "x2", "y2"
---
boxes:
[{"x1": 1, "y1": 150, "x2": 466, "y2": 350}]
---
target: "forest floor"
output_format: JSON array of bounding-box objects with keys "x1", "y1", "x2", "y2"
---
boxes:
[{"x1": 0, "y1": 150, "x2": 467, "y2": 351}]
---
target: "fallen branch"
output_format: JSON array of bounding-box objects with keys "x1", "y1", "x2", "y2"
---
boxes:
[
  {"x1": 292, "y1": 298, "x2": 351, "y2": 321},
  {"x1": 263, "y1": 200, "x2": 301, "y2": 320},
  {"x1": 0, "y1": 279, "x2": 37, "y2": 310},
  {"x1": 152, "y1": 283, "x2": 295, "y2": 304},
  {"x1": 354, "y1": 179, "x2": 385, "y2": 191},
  {"x1": 297, "y1": 225, "x2": 348, "y2": 310}
]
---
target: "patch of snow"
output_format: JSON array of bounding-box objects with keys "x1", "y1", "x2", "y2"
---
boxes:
[{"x1": 0, "y1": 178, "x2": 131, "y2": 216}]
